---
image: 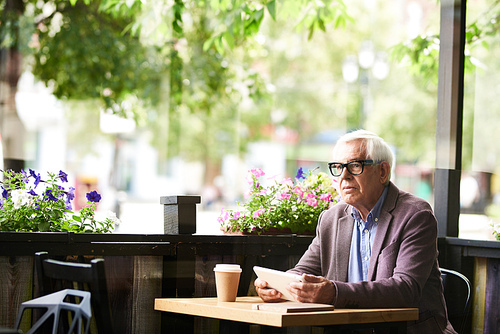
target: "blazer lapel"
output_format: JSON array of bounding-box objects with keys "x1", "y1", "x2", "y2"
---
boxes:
[
  {"x1": 336, "y1": 211, "x2": 354, "y2": 281},
  {"x1": 367, "y1": 183, "x2": 398, "y2": 281}
]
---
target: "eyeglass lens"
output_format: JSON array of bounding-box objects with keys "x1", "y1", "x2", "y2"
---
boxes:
[{"x1": 330, "y1": 161, "x2": 363, "y2": 176}]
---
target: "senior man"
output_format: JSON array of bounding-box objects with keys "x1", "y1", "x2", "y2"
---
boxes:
[{"x1": 255, "y1": 130, "x2": 456, "y2": 334}]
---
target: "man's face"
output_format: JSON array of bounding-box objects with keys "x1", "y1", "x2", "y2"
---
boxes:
[{"x1": 333, "y1": 140, "x2": 387, "y2": 215}]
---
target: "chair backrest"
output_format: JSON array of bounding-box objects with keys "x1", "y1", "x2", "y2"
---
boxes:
[
  {"x1": 440, "y1": 267, "x2": 471, "y2": 334},
  {"x1": 35, "y1": 252, "x2": 114, "y2": 334}
]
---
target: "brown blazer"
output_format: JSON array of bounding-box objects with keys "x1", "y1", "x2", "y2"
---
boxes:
[{"x1": 289, "y1": 182, "x2": 456, "y2": 334}]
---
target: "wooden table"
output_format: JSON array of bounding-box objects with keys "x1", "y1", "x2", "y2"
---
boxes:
[{"x1": 154, "y1": 296, "x2": 419, "y2": 333}]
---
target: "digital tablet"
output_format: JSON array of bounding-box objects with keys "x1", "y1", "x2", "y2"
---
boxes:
[{"x1": 253, "y1": 266, "x2": 304, "y2": 301}]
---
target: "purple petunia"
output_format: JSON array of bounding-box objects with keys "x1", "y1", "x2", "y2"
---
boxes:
[
  {"x1": 295, "y1": 167, "x2": 306, "y2": 180},
  {"x1": 28, "y1": 189, "x2": 37, "y2": 196},
  {"x1": 29, "y1": 169, "x2": 42, "y2": 188},
  {"x1": 45, "y1": 189, "x2": 59, "y2": 202},
  {"x1": 1, "y1": 188, "x2": 8, "y2": 199},
  {"x1": 59, "y1": 170, "x2": 68, "y2": 183},
  {"x1": 65, "y1": 187, "x2": 75, "y2": 210},
  {"x1": 29, "y1": 169, "x2": 37, "y2": 178},
  {"x1": 21, "y1": 169, "x2": 29, "y2": 183},
  {"x1": 86, "y1": 190, "x2": 101, "y2": 203},
  {"x1": 67, "y1": 187, "x2": 75, "y2": 201}
]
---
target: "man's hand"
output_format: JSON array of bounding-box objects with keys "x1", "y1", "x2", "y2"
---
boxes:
[
  {"x1": 254, "y1": 277, "x2": 286, "y2": 302},
  {"x1": 287, "y1": 274, "x2": 336, "y2": 304}
]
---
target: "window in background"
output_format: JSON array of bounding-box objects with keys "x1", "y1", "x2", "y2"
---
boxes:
[{"x1": 460, "y1": 0, "x2": 500, "y2": 241}]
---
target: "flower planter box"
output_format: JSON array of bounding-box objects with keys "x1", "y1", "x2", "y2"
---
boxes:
[{"x1": 222, "y1": 227, "x2": 315, "y2": 235}]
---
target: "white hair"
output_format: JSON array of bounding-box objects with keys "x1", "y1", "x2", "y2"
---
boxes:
[{"x1": 332, "y1": 129, "x2": 395, "y2": 184}]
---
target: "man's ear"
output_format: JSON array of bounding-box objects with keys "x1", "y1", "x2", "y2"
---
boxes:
[{"x1": 379, "y1": 161, "x2": 390, "y2": 184}]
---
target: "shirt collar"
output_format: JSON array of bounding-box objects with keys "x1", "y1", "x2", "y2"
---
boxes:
[{"x1": 351, "y1": 186, "x2": 389, "y2": 225}]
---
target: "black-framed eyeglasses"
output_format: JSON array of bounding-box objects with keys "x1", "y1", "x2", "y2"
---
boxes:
[{"x1": 328, "y1": 160, "x2": 381, "y2": 177}]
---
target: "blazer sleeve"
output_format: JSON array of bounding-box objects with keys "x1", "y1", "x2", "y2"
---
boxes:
[{"x1": 287, "y1": 210, "x2": 327, "y2": 277}]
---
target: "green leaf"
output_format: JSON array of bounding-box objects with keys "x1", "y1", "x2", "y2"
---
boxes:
[
  {"x1": 307, "y1": 23, "x2": 315, "y2": 40},
  {"x1": 317, "y1": 17, "x2": 326, "y2": 32},
  {"x1": 39, "y1": 222, "x2": 50, "y2": 232},
  {"x1": 173, "y1": 21, "x2": 183, "y2": 34},
  {"x1": 223, "y1": 31, "x2": 235, "y2": 49},
  {"x1": 203, "y1": 36, "x2": 215, "y2": 52},
  {"x1": 266, "y1": 0, "x2": 276, "y2": 21},
  {"x1": 214, "y1": 35, "x2": 225, "y2": 55}
]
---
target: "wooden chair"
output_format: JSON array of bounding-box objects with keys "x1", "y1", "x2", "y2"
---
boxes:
[{"x1": 34, "y1": 251, "x2": 114, "y2": 334}]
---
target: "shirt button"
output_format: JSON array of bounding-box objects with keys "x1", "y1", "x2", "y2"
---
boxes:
[
  {"x1": 364, "y1": 229, "x2": 369, "y2": 233},
  {"x1": 364, "y1": 256, "x2": 369, "y2": 261}
]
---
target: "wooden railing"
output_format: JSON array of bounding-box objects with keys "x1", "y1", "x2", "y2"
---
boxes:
[
  {"x1": 0, "y1": 232, "x2": 313, "y2": 333},
  {"x1": 2, "y1": 231, "x2": 500, "y2": 333}
]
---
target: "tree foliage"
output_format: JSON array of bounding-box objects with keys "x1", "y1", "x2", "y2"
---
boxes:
[
  {"x1": 5, "y1": 0, "x2": 493, "y2": 183},
  {"x1": 391, "y1": 0, "x2": 500, "y2": 87},
  {"x1": 15, "y1": 0, "x2": 164, "y2": 119}
]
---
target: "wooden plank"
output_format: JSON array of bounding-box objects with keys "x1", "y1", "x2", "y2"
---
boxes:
[
  {"x1": 131, "y1": 256, "x2": 163, "y2": 333},
  {"x1": 0, "y1": 256, "x2": 33, "y2": 330},
  {"x1": 194, "y1": 255, "x2": 238, "y2": 334},
  {"x1": 484, "y1": 258, "x2": 500, "y2": 333},
  {"x1": 104, "y1": 256, "x2": 134, "y2": 333},
  {"x1": 472, "y1": 257, "x2": 487, "y2": 334}
]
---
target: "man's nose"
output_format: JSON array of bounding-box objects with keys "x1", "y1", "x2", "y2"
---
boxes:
[{"x1": 338, "y1": 168, "x2": 353, "y2": 180}]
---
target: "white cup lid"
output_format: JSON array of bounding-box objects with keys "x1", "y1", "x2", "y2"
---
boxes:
[{"x1": 213, "y1": 264, "x2": 242, "y2": 272}]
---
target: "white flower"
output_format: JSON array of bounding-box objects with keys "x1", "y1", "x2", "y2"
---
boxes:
[
  {"x1": 96, "y1": 210, "x2": 121, "y2": 227},
  {"x1": 11, "y1": 190, "x2": 32, "y2": 209},
  {"x1": 490, "y1": 220, "x2": 500, "y2": 241}
]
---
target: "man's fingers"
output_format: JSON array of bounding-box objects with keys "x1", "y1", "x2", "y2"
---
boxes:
[{"x1": 302, "y1": 274, "x2": 323, "y2": 283}]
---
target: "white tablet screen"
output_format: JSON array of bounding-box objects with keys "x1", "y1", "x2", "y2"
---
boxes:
[{"x1": 253, "y1": 266, "x2": 303, "y2": 301}]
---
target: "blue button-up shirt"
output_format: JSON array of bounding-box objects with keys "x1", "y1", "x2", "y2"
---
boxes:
[{"x1": 348, "y1": 186, "x2": 388, "y2": 283}]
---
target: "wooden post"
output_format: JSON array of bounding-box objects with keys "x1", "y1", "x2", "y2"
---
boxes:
[
  {"x1": 161, "y1": 195, "x2": 201, "y2": 234},
  {"x1": 434, "y1": 0, "x2": 466, "y2": 238}
]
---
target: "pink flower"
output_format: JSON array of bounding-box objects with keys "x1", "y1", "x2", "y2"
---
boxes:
[
  {"x1": 280, "y1": 177, "x2": 293, "y2": 187},
  {"x1": 250, "y1": 168, "x2": 265, "y2": 178},
  {"x1": 233, "y1": 211, "x2": 241, "y2": 220},
  {"x1": 293, "y1": 186, "x2": 304, "y2": 198},
  {"x1": 305, "y1": 193, "x2": 316, "y2": 199},
  {"x1": 306, "y1": 198, "x2": 319, "y2": 207},
  {"x1": 252, "y1": 208, "x2": 266, "y2": 219},
  {"x1": 320, "y1": 193, "x2": 332, "y2": 201},
  {"x1": 267, "y1": 174, "x2": 279, "y2": 181},
  {"x1": 217, "y1": 208, "x2": 229, "y2": 223},
  {"x1": 332, "y1": 178, "x2": 340, "y2": 192},
  {"x1": 276, "y1": 193, "x2": 291, "y2": 200},
  {"x1": 255, "y1": 189, "x2": 267, "y2": 196}
]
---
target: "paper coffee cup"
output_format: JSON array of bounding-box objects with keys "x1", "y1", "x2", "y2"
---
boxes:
[{"x1": 213, "y1": 264, "x2": 242, "y2": 302}]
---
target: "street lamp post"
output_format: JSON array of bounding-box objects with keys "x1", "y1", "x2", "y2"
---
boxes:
[{"x1": 342, "y1": 41, "x2": 389, "y2": 129}]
